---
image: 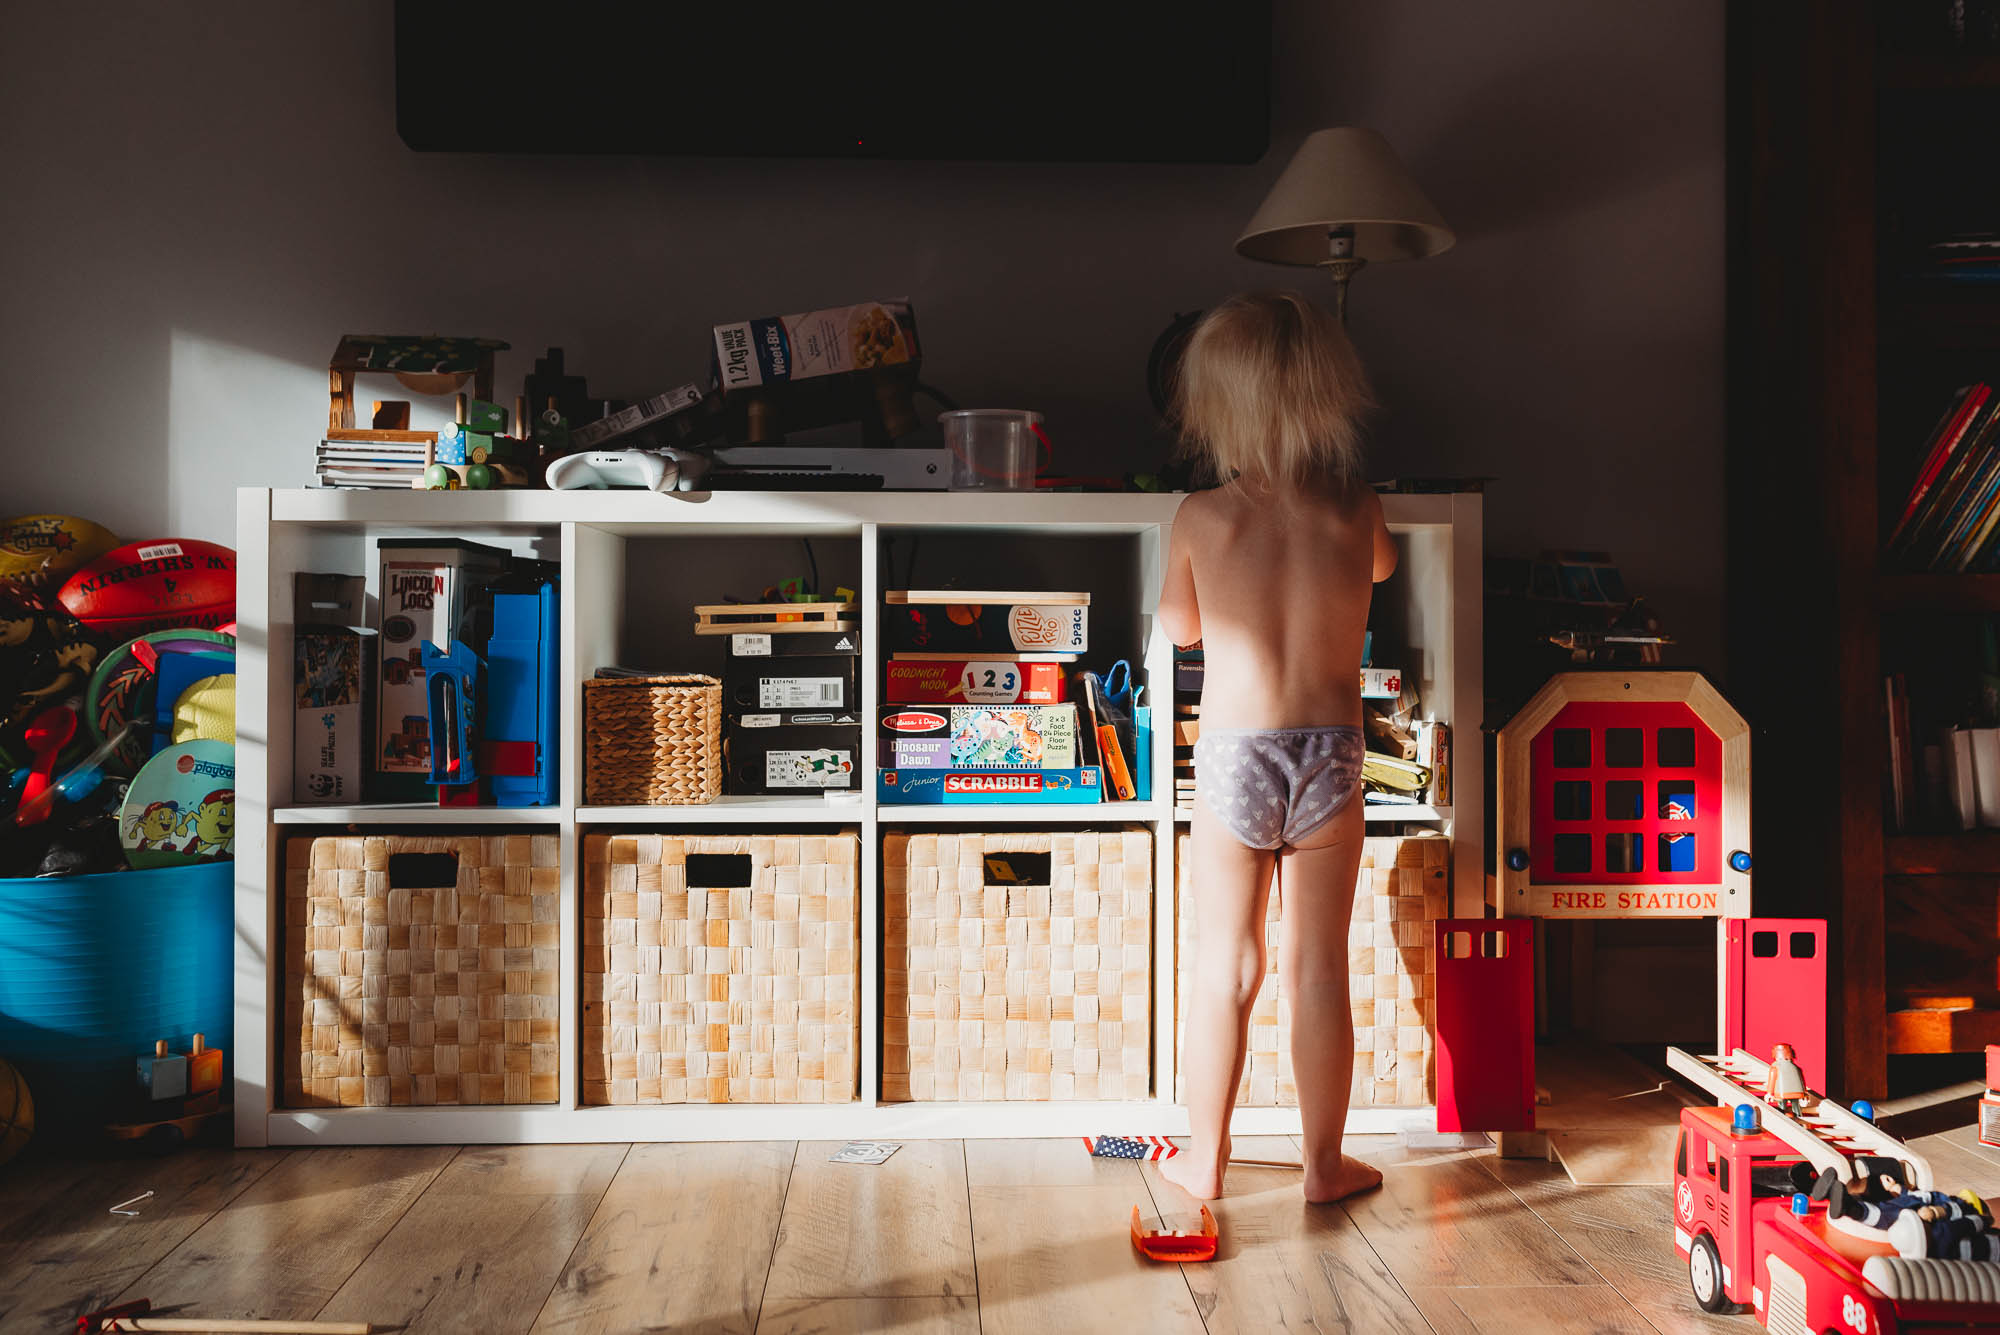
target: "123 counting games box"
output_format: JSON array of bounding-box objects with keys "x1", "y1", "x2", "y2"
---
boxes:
[{"x1": 883, "y1": 658, "x2": 1067, "y2": 705}]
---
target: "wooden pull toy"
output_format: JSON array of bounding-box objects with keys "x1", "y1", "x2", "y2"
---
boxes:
[{"x1": 1130, "y1": 1204, "x2": 1218, "y2": 1262}]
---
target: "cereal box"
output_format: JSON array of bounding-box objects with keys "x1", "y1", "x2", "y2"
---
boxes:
[{"x1": 712, "y1": 300, "x2": 919, "y2": 391}]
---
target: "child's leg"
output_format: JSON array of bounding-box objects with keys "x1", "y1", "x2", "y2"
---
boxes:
[
  {"x1": 1161, "y1": 801, "x2": 1276, "y2": 1201},
  {"x1": 1277, "y1": 800, "x2": 1381, "y2": 1203}
]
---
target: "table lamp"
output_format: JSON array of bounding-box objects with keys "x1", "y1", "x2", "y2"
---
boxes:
[{"x1": 1235, "y1": 127, "x2": 1455, "y2": 322}]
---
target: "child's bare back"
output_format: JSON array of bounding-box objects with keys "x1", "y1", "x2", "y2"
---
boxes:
[{"x1": 1165, "y1": 476, "x2": 1395, "y2": 731}]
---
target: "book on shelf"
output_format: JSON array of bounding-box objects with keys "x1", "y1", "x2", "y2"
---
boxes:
[
  {"x1": 1885, "y1": 675, "x2": 1911, "y2": 832},
  {"x1": 1945, "y1": 726, "x2": 1980, "y2": 831},
  {"x1": 1888, "y1": 383, "x2": 1987, "y2": 553}
]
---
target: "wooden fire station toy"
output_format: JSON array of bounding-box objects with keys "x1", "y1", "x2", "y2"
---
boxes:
[
  {"x1": 1438, "y1": 672, "x2": 1829, "y2": 1174},
  {"x1": 1667, "y1": 1044, "x2": 2000, "y2": 1330}
]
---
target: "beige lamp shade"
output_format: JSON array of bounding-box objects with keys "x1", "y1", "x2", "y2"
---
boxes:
[{"x1": 1236, "y1": 127, "x2": 1455, "y2": 265}]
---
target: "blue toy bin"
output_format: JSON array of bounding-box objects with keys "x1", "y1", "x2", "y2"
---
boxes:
[{"x1": 0, "y1": 859, "x2": 232, "y2": 1133}]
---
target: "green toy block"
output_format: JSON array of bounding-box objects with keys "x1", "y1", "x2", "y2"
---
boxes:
[
  {"x1": 467, "y1": 399, "x2": 508, "y2": 433},
  {"x1": 465, "y1": 431, "x2": 495, "y2": 463}
]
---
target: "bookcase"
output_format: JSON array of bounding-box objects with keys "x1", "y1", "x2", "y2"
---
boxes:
[
  {"x1": 232, "y1": 487, "x2": 1482, "y2": 1145},
  {"x1": 1733, "y1": 1, "x2": 2000, "y2": 1097}
]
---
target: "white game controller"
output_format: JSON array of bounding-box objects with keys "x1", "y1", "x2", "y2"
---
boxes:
[{"x1": 546, "y1": 450, "x2": 705, "y2": 492}]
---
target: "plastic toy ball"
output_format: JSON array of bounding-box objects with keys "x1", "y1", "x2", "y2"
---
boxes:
[
  {"x1": 1729, "y1": 849, "x2": 1753, "y2": 873},
  {"x1": 1732, "y1": 1102, "x2": 1761, "y2": 1135},
  {"x1": 423, "y1": 463, "x2": 454, "y2": 491},
  {"x1": 1850, "y1": 1099, "x2": 1875, "y2": 1122},
  {"x1": 464, "y1": 462, "x2": 495, "y2": 490}
]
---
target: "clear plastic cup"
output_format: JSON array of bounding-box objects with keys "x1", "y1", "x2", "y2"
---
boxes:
[{"x1": 942, "y1": 410, "x2": 1046, "y2": 490}]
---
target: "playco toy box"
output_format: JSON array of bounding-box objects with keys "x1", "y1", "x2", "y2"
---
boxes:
[
  {"x1": 374, "y1": 539, "x2": 511, "y2": 793},
  {"x1": 729, "y1": 710, "x2": 861, "y2": 793},
  {"x1": 293, "y1": 573, "x2": 372, "y2": 805},
  {"x1": 712, "y1": 301, "x2": 918, "y2": 391},
  {"x1": 884, "y1": 591, "x2": 1089, "y2": 654},
  {"x1": 884, "y1": 658, "x2": 1067, "y2": 705},
  {"x1": 878, "y1": 767, "x2": 1103, "y2": 805}
]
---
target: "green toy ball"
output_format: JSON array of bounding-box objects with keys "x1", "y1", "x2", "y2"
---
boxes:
[
  {"x1": 423, "y1": 463, "x2": 454, "y2": 491},
  {"x1": 464, "y1": 462, "x2": 495, "y2": 490},
  {"x1": 0, "y1": 1058, "x2": 33, "y2": 1166}
]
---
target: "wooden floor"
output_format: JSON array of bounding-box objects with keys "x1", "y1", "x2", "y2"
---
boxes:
[{"x1": 6, "y1": 1123, "x2": 2000, "y2": 1334}]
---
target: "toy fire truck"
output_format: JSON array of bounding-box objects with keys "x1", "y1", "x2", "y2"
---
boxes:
[{"x1": 1668, "y1": 1045, "x2": 2000, "y2": 1332}]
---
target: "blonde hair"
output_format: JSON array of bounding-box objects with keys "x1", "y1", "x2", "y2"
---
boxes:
[{"x1": 1172, "y1": 291, "x2": 1375, "y2": 490}]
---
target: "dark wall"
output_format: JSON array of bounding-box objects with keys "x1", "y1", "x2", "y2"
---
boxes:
[{"x1": 0, "y1": 2, "x2": 1724, "y2": 670}]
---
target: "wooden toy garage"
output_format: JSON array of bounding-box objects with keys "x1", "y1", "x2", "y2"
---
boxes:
[{"x1": 1447, "y1": 670, "x2": 1829, "y2": 1177}]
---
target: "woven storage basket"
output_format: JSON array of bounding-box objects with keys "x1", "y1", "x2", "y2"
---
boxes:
[
  {"x1": 284, "y1": 833, "x2": 559, "y2": 1107},
  {"x1": 582, "y1": 831, "x2": 859, "y2": 1104},
  {"x1": 1175, "y1": 831, "x2": 1448, "y2": 1108},
  {"x1": 583, "y1": 674, "x2": 723, "y2": 805},
  {"x1": 882, "y1": 828, "x2": 1152, "y2": 1102}
]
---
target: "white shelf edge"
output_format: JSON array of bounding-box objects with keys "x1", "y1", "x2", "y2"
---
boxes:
[
  {"x1": 879, "y1": 802, "x2": 1164, "y2": 824},
  {"x1": 272, "y1": 803, "x2": 562, "y2": 824},
  {"x1": 262, "y1": 1100, "x2": 1424, "y2": 1144},
  {"x1": 579, "y1": 797, "x2": 868, "y2": 823}
]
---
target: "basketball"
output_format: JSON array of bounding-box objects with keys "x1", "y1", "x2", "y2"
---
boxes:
[
  {"x1": 0, "y1": 1058, "x2": 33, "y2": 1166},
  {"x1": 57, "y1": 539, "x2": 236, "y2": 638},
  {"x1": 0, "y1": 514, "x2": 118, "y2": 592}
]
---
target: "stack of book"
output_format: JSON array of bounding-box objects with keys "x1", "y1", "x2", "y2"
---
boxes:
[
  {"x1": 315, "y1": 437, "x2": 431, "y2": 489},
  {"x1": 1914, "y1": 233, "x2": 2000, "y2": 287},
  {"x1": 1886, "y1": 382, "x2": 2000, "y2": 571}
]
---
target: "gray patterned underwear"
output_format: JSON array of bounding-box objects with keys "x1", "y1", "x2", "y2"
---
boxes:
[{"x1": 1193, "y1": 725, "x2": 1366, "y2": 850}]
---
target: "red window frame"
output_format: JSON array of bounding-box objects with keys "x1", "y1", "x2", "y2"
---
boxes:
[{"x1": 1530, "y1": 701, "x2": 1722, "y2": 884}]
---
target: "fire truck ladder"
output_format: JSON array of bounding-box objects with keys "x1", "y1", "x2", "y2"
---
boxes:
[{"x1": 1665, "y1": 1047, "x2": 1935, "y2": 1192}]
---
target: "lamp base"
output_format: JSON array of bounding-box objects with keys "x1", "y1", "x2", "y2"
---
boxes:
[{"x1": 1317, "y1": 256, "x2": 1368, "y2": 324}]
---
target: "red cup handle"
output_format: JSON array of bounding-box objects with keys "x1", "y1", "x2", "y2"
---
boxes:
[{"x1": 1030, "y1": 422, "x2": 1053, "y2": 472}]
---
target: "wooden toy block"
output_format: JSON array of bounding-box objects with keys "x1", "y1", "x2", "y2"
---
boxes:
[
  {"x1": 137, "y1": 1039, "x2": 187, "y2": 1100},
  {"x1": 186, "y1": 1032, "x2": 223, "y2": 1096},
  {"x1": 467, "y1": 398, "x2": 507, "y2": 432}
]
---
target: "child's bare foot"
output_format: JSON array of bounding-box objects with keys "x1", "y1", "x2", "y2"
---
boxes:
[
  {"x1": 1304, "y1": 1154, "x2": 1383, "y2": 1204},
  {"x1": 1159, "y1": 1134, "x2": 1231, "y2": 1201}
]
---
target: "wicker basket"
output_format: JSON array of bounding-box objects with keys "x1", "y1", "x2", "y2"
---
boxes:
[
  {"x1": 582, "y1": 831, "x2": 859, "y2": 1104},
  {"x1": 1174, "y1": 831, "x2": 1448, "y2": 1109},
  {"x1": 583, "y1": 674, "x2": 723, "y2": 805},
  {"x1": 284, "y1": 833, "x2": 560, "y2": 1108},
  {"x1": 882, "y1": 828, "x2": 1152, "y2": 1102}
]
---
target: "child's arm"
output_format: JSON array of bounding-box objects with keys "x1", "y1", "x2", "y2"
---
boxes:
[
  {"x1": 1158, "y1": 502, "x2": 1201, "y2": 649},
  {"x1": 1368, "y1": 489, "x2": 1398, "y2": 583}
]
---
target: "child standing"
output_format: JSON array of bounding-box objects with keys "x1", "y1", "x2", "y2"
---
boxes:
[{"x1": 1156, "y1": 292, "x2": 1397, "y2": 1203}]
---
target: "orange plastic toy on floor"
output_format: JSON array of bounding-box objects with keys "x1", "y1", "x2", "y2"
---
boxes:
[{"x1": 1130, "y1": 1204, "x2": 1218, "y2": 1262}]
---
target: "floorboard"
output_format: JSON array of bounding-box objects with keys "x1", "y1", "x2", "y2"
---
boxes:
[
  {"x1": 1478, "y1": 1152, "x2": 1752, "y2": 1335},
  {"x1": 756, "y1": 1295, "x2": 980, "y2": 1334},
  {"x1": 967, "y1": 1138, "x2": 1204, "y2": 1335},
  {"x1": 1146, "y1": 1135, "x2": 1430, "y2": 1335},
  {"x1": 113, "y1": 1145, "x2": 454, "y2": 1322},
  {"x1": 1406, "y1": 1283, "x2": 1657, "y2": 1334},
  {"x1": 317, "y1": 1144, "x2": 626, "y2": 1335},
  {"x1": 763, "y1": 1139, "x2": 975, "y2": 1303},
  {"x1": 530, "y1": 1140, "x2": 793, "y2": 1335},
  {"x1": 0, "y1": 1147, "x2": 287, "y2": 1330},
  {"x1": 1337, "y1": 1141, "x2": 1598, "y2": 1289}
]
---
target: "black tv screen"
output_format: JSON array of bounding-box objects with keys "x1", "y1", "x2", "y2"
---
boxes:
[{"x1": 394, "y1": 4, "x2": 1271, "y2": 163}]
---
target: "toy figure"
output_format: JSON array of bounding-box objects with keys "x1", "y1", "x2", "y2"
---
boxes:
[
  {"x1": 175, "y1": 789, "x2": 233, "y2": 857},
  {"x1": 125, "y1": 799, "x2": 182, "y2": 851},
  {"x1": 1765, "y1": 1043, "x2": 1810, "y2": 1115},
  {"x1": 1814, "y1": 1156, "x2": 2000, "y2": 1261}
]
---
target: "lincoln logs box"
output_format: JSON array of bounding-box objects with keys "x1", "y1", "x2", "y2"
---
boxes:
[{"x1": 374, "y1": 539, "x2": 511, "y2": 795}]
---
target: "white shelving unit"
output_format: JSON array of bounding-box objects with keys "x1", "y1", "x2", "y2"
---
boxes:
[{"x1": 235, "y1": 487, "x2": 1481, "y2": 1146}]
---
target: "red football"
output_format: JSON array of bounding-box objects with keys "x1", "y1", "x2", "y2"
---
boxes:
[{"x1": 57, "y1": 538, "x2": 236, "y2": 636}]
